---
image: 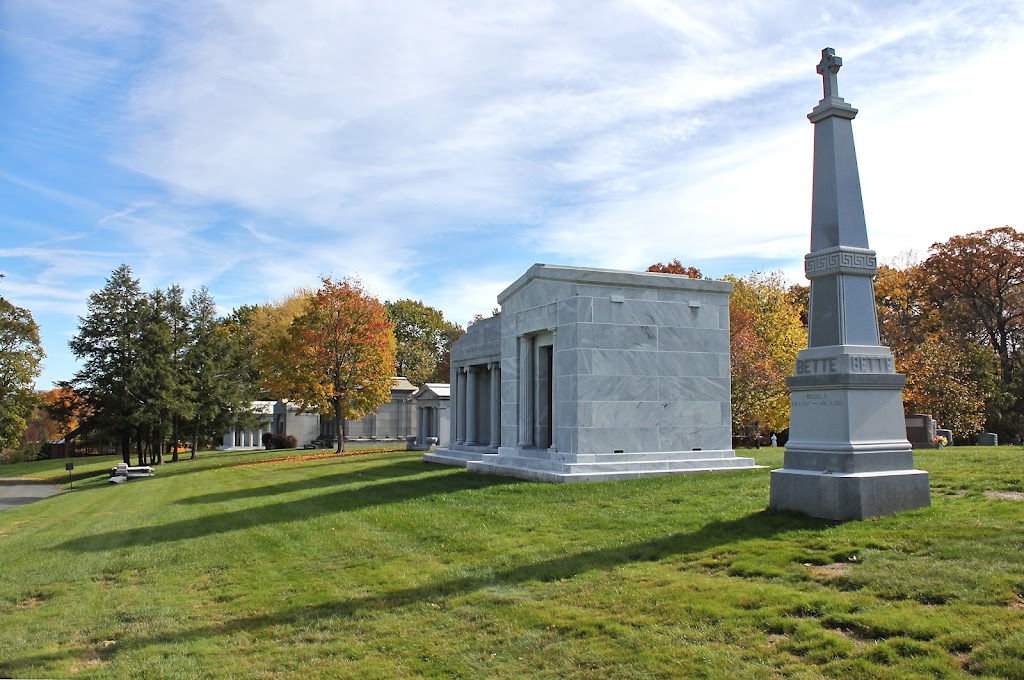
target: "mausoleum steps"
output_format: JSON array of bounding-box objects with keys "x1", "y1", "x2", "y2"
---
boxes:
[
  {"x1": 466, "y1": 458, "x2": 762, "y2": 484},
  {"x1": 469, "y1": 453, "x2": 757, "y2": 475},
  {"x1": 422, "y1": 449, "x2": 489, "y2": 467},
  {"x1": 426, "y1": 446, "x2": 762, "y2": 482}
]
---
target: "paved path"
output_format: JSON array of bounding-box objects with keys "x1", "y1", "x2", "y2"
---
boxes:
[{"x1": 0, "y1": 480, "x2": 64, "y2": 511}]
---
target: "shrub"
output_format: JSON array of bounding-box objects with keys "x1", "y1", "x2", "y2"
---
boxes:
[{"x1": 265, "y1": 434, "x2": 297, "y2": 450}]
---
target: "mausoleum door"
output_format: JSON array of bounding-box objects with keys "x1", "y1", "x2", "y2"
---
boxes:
[{"x1": 534, "y1": 334, "x2": 555, "y2": 450}]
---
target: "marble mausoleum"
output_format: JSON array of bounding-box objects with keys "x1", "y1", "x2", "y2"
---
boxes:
[{"x1": 425, "y1": 264, "x2": 758, "y2": 482}]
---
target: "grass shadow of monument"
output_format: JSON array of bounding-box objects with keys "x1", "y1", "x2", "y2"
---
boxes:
[
  {"x1": 174, "y1": 458, "x2": 439, "y2": 505},
  {"x1": 56, "y1": 468, "x2": 524, "y2": 553}
]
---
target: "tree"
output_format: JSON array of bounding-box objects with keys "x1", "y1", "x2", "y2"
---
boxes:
[
  {"x1": 184, "y1": 288, "x2": 256, "y2": 459},
  {"x1": 875, "y1": 258, "x2": 990, "y2": 440},
  {"x1": 247, "y1": 290, "x2": 314, "y2": 397},
  {"x1": 385, "y1": 299, "x2": 464, "y2": 385},
  {"x1": 724, "y1": 273, "x2": 807, "y2": 435},
  {"x1": 647, "y1": 260, "x2": 704, "y2": 278},
  {"x1": 900, "y1": 337, "x2": 990, "y2": 439},
  {"x1": 69, "y1": 265, "x2": 148, "y2": 464},
  {"x1": 923, "y1": 226, "x2": 1024, "y2": 384},
  {"x1": 41, "y1": 386, "x2": 84, "y2": 437},
  {"x1": 0, "y1": 290, "x2": 44, "y2": 450},
  {"x1": 270, "y1": 278, "x2": 396, "y2": 453}
]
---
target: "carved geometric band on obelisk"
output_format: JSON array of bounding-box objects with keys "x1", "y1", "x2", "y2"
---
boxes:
[{"x1": 804, "y1": 246, "x2": 877, "y2": 279}]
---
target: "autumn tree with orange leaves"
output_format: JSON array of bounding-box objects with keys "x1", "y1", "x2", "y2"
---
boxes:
[
  {"x1": 647, "y1": 259, "x2": 704, "y2": 279},
  {"x1": 266, "y1": 278, "x2": 396, "y2": 453}
]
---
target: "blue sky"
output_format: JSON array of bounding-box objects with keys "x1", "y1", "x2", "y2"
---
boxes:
[{"x1": 2, "y1": 1, "x2": 1023, "y2": 390}]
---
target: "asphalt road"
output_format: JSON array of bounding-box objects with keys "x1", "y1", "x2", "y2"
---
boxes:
[{"x1": 0, "y1": 481, "x2": 64, "y2": 511}]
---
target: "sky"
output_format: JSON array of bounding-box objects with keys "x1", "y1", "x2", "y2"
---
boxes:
[{"x1": 2, "y1": 0, "x2": 1023, "y2": 390}]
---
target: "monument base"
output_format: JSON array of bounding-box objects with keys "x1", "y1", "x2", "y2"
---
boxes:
[
  {"x1": 769, "y1": 346, "x2": 931, "y2": 520},
  {"x1": 769, "y1": 467, "x2": 930, "y2": 521}
]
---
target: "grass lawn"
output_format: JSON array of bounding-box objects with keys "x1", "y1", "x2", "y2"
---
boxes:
[{"x1": 1, "y1": 445, "x2": 1022, "y2": 678}]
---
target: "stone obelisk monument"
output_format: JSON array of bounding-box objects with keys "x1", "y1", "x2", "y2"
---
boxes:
[{"x1": 768, "y1": 48, "x2": 930, "y2": 520}]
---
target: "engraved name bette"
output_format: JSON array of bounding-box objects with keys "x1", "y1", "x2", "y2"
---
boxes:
[{"x1": 795, "y1": 355, "x2": 894, "y2": 375}]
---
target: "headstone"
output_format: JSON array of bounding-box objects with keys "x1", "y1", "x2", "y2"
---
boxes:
[
  {"x1": 935, "y1": 428, "x2": 953, "y2": 447},
  {"x1": 905, "y1": 414, "x2": 937, "y2": 448},
  {"x1": 769, "y1": 48, "x2": 930, "y2": 520},
  {"x1": 978, "y1": 432, "x2": 998, "y2": 446}
]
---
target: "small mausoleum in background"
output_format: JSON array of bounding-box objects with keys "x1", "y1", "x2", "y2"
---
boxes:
[
  {"x1": 425, "y1": 263, "x2": 758, "y2": 482},
  {"x1": 221, "y1": 378, "x2": 446, "y2": 450},
  {"x1": 412, "y1": 383, "x2": 451, "y2": 448},
  {"x1": 220, "y1": 400, "x2": 276, "y2": 450}
]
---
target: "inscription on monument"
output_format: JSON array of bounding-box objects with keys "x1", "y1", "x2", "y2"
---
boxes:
[
  {"x1": 798, "y1": 391, "x2": 845, "y2": 408},
  {"x1": 850, "y1": 355, "x2": 894, "y2": 373},
  {"x1": 795, "y1": 357, "x2": 837, "y2": 375}
]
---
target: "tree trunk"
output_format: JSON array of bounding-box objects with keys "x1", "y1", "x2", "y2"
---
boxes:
[
  {"x1": 155, "y1": 427, "x2": 163, "y2": 465},
  {"x1": 136, "y1": 436, "x2": 144, "y2": 466},
  {"x1": 334, "y1": 397, "x2": 343, "y2": 453},
  {"x1": 121, "y1": 433, "x2": 131, "y2": 465},
  {"x1": 191, "y1": 423, "x2": 198, "y2": 460},
  {"x1": 171, "y1": 416, "x2": 180, "y2": 463}
]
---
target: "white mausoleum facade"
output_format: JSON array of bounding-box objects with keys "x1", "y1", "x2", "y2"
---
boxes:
[{"x1": 426, "y1": 264, "x2": 757, "y2": 482}]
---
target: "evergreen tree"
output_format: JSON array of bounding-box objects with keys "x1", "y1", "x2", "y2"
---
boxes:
[
  {"x1": 69, "y1": 265, "x2": 147, "y2": 465},
  {"x1": 185, "y1": 288, "x2": 255, "y2": 458}
]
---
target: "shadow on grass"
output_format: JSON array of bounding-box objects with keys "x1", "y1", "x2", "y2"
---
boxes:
[
  {"x1": 6, "y1": 509, "x2": 828, "y2": 674},
  {"x1": 56, "y1": 465, "x2": 520, "y2": 552},
  {"x1": 174, "y1": 457, "x2": 431, "y2": 506}
]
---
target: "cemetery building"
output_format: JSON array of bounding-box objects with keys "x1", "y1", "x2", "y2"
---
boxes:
[
  {"x1": 219, "y1": 400, "x2": 276, "y2": 450},
  {"x1": 327, "y1": 377, "x2": 417, "y2": 442},
  {"x1": 412, "y1": 383, "x2": 451, "y2": 448},
  {"x1": 239, "y1": 378, "x2": 427, "y2": 448},
  {"x1": 425, "y1": 263, "x2": 758, "y2": 482}
]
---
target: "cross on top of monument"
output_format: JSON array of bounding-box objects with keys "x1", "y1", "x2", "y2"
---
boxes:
[{"x1": 816, "y1": 47, "x2": 842, "y2": 99}]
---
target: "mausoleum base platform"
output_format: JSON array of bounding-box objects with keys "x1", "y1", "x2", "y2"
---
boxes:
[
  {"x1": 423, "y1": 444, "x2": 494, "y2": 467},
  {"x1": 460, "y1": 447, "x2": 759, "y2": 483}
]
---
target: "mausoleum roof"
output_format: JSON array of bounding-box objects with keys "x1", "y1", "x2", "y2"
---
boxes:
[{"x1": 497, "y1": 263, "x2": 733, "y2": 304}]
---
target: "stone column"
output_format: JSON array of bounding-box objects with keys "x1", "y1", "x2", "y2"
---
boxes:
[
  {"x1": 465, "y1": 366, "x2": 479, "y2": 445},
  {"x1": 518, "y1": 336, "x2": 534, "y2": 447},
  {"x1": 223, "y1": 432, "x2": 233, "y2": 448},
  {"x1": 416, "y1": 406, "x2": 425, "y2": 445},
  {"x1": 456, "y1": 367, "x2": 467, "y2": 445},
  {"x1": 488, "y1": 362, "x2": 501, "y2": 449}
]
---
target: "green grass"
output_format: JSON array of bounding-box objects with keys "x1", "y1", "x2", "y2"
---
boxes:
[{"x1": 1, "y1": 446, "x2": 1023, "y2": 678}]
